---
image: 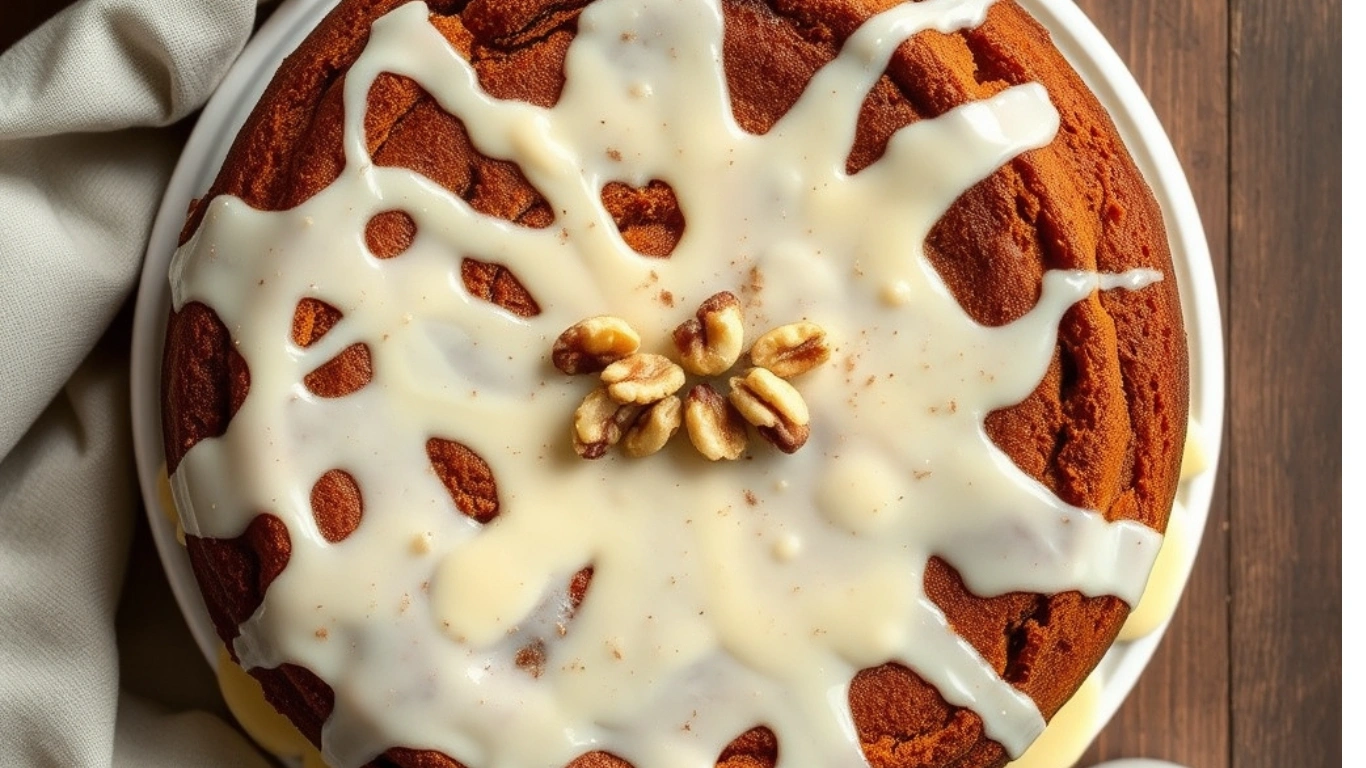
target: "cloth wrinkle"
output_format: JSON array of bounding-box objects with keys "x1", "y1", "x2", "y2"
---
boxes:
[
  {"x1": 106, "y1": 3, "x2": 179, "y2": 126},
  {"x1": 0, "y1": 0, "x2": 263, "y2": 765}
]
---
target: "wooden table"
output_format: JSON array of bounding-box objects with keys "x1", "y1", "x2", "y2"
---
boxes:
[
  {"x1": 1072, "y1": 3, "x2": 1341, "y2": 767},
  {"x1": 1, "y1": 2, "x2": 1342, "y2": 767}
]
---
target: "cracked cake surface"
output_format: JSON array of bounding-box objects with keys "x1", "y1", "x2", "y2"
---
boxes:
[{"x1": 161, "y1": 0, "x2": 1188, "y2": 766}]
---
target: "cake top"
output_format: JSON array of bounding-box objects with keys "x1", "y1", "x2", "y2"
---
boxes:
[{"x1": 167, "y1": 0, "x2": 1168, "y2": 766}]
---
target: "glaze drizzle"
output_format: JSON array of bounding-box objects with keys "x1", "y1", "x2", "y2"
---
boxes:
[{"x1": 169, "y1": 1, "x2": 1164, "y2": 765}]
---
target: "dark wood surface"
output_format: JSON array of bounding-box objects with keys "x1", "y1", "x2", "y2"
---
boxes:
[
  {"x1": 1, "y1": 1, "x2": 1342, "y2": 767},
  {"x1": 1074, "y1": 2, "x2": 1342, "y2": 767}
]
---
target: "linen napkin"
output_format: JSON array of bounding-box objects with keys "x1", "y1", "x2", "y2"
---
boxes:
[{"x1": 0, "y1": 1, "x2": 277, "y2": 764}]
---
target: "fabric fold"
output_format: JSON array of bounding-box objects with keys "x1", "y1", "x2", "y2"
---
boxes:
[
  {"x1": 0, "y1": 0, "x2": 260, "y2": 765},
  {"x1": 0, "y1": 0, "x2": 256, "y2": 137}
]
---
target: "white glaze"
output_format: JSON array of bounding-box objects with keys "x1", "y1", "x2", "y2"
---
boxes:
[{"x1": 168, "y1": 0, "x2": 1166, "y2": 765}]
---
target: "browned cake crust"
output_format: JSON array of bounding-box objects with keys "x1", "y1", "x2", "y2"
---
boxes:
[{"x1": 160, "y1": 1, "x2": 1189, "y2": 766}]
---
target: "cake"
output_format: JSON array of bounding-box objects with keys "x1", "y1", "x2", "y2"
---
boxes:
[{"x1": 159, "y1": 0, "x2": 1188, "y2": 766}]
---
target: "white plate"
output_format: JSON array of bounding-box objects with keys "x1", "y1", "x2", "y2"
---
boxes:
[{"x1": 128, "y1": 0, "x2": 1225, "y2": 758}]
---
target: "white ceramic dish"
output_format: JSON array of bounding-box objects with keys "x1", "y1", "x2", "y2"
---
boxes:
[{"x1": 128, "y1": 0, "x2": 1225, "y2": 760}]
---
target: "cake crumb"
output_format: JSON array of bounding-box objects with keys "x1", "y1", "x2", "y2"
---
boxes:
[
  {"x1": 607, "y1": 147, "x2": 623, "y2": 161},
  {"x1": 515, "y1": 640, "x2": 547, "y2": 678},
  {"x1": 743, "y1": 489, "x2": 758, "y2": 506},
  {"x1": 315, "y1": 627, "x2": 329, "y2": 641},
  {"x1": 741, "y1": 266, "x2": 765, "y2": 299},
  {"x1": 659, "y1": 289, "x2": 674, "y2": 307}
]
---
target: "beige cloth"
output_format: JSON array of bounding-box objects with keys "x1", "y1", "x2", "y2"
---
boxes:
[{"x1": 0, "y1": 1, "x2": 275, "y2": 765}]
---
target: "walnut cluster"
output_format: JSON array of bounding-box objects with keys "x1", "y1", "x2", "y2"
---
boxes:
[{"x1": 552, "y1": 291, "x2": 830, "y2": 460}]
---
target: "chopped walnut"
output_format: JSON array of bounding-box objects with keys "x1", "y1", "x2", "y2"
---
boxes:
[
  {"x1": 601, "y1": 353, "x2": 686, "y2": 405},
  {"x1": 673, "y1": 291, "x2": 744, "y2": 376},
  {"x1": 684, "y1": 384, "x2": 748, "y2": 461},
  {"x1": 555, "y1": 295, "x2": 829, "y2": 459},
  {"x1": 749, "y1": 322, "x2": 831, "y2": 378},
  {"x1": 553, "y1": 316, "x2": 641, "y2": 375},
  {"x1": 621, "y1": 396, "x2": 683, "y2": 458},
  {"x1": 573, "y1": 387, "x2": 641, "y2": 459},
  {"x1": 728, "y1": 368, "x2": 811, "y2": 453}
]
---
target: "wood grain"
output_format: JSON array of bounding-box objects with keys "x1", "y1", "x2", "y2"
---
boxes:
[
  {"x1": 1079, "y1": 0, "x2": 1342, "y2": 766},
  {"x1": 1071, "y1": 2, "x2": 1232, "y2": 767},
  {"x1": 1227, "y1": 0, "x2": 1342, "y2": 767}
]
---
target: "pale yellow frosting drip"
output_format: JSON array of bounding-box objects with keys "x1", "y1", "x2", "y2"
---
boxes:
[
  {"x1": 216, "y1": 646, "x2": 330, "y2": 767},
  {"x1": 1179, "y1": 418, "x2": 1208, "y2": 480},
  {"x1": 1004, "y1": 672, "x2": 1102, "y2": 768},
  {"x1": 168, "y1": 0, "x2": 1167, "y2": 765},
  {"x1": 156, "y1": 463, "x2": 185, "y2": 545},
  {"x1": 1119, "y1": 419, "x2": 1208, "y2": 642},
  {"x1": 1117, "y1": 501, "x2": 1190, "y2": 642}
]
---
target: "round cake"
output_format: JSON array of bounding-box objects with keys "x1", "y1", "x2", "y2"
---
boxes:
[{"x1": 160, "y1": 0, "x2": 1188, "y2": 766}]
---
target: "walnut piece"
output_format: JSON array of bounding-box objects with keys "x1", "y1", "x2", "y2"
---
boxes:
[
  {"x1": 728, "y1": 368, "x2": 811, "y2": 453},
  {"x1": 601, "y1": 353, "x2": 686, "y2": 405},
  {"x1": 749, "y1": 322, "x2": 830, "y2": 378},
  {"x1": 684, "y1": 384, "x2": 748, "y2": 461},
  {"x1": 557, "y1": 298, "x2": 827, "y2": 460},
  {"x1": 573, "y1": 387, "x2": 641, "y2": 459},
  {"x1": 673, "y1": 291, "x2": 744, "y2": 376},
  {"x1": 621, "y1": 396, "x2": 683, "y2": 458},
  {"x1": 553, "y1": 316, "x2": 641, "y2": 375}
]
